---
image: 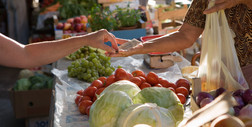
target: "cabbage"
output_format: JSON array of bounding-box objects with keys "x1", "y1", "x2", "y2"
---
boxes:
[
  {"x1": 133, "y1": 87, "x2": 184, "y2": 124},
  {"x1": 99, "y1": 80, "x2": 141, "y2": 99},
  {"x1": 14, "y1": 78, "x2": 32, "y2": 91},
  {"x1": 117, "y1": 103, "x2": 176, "y2": 127},
  {"x1": 89, "y1": 91, "x2": 133, "y2": 127}
]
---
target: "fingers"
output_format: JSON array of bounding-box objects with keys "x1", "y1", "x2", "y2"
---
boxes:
[
  {"x1": 204, "y1": 2, "x2": 227, "y2": 14},
  {"x1": 108, "y1": 33, "x2": 119, "y2": 51},
  {"x1": 100, "y1": 44, "x2": 117, "y2": 54},
  {"x1": 116, "y1": 38, "x2": 130, "y2": 45}
]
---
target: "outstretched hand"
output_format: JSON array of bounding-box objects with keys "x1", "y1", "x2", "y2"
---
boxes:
[{"x1": 203, "y1": 0, "x2": 243, "y2": 14}]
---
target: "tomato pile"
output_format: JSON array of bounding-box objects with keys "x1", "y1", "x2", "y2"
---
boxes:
[{"x1": 74, "y1": 68, "x2": 191, "y2": 116}]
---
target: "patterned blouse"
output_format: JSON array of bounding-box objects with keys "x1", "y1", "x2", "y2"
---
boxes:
[{"x1": 184, "y1": 0, "x2": 252, "y2": 67}]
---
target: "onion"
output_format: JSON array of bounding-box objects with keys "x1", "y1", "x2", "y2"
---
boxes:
[
  {"x1": 215, "y1": 87, "x2": 226, "y2": 98},
  {"x1": 233, "y1": 106, "x2": 241, "y2": 116},
  {"x1": 233, "y1": 89, "x2": 245, "y2": 97},
  {"x1": 242, "y1": 89, "x2": 252, "y2": 104},
  {"x1": 196, "y1": 92, "x2": 214, "y2": 106},
  {"x1": 239, "y1": 104, "x2": 252, "y2": 118},
  {"x1": 200, "y1": 98, "x2": 213, "y2": 108}
]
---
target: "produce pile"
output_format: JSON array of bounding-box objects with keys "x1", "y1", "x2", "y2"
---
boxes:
[
  {"x1": 74, "y1": 68, "x2": 191, "y2": 127},
  {"x1": 67, "y1": 46, "x2": 115, "y2": 82},
  {"x1": 195, "y1": 87, "x2": 252, "y2": 126},
  {"x1": 14, "y1": 69, "x2": 53, "y2": 91}
]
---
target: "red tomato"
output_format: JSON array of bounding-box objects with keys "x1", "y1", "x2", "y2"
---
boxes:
[
  {"x1": 176, "y1": 86, "x2": 189, "y2": 97},
  {"x1": 146, "y1": 72, "x2": 159, "y2": 85},
  {"x1": 159, "y1": 79, "x2": 176, "y2": 89},
  {"x1": 98, "y1": 76, "x2": 107, "y2": 85},
  {"x1": 175, "y1": 79, "x2": 190, "y2": 91},
  {"x1": 140, "y1": 82, "x2": 151, "y2": 90},
  {"x1": 78, "y1": 100, "x2": 93, "y2": 114},
  {"x1": 127, "y1": 73, "x2": 133, "y2": 80},
  {"x1": 95, "y1": 87, "x2": 105, "y2": 96},
  {"x1": 115, "y1": 68, "x2": 129, "y2": 81},
  {"x1": 76, "y1": 89, "x2": 84, "y2": 95},
  {"x1": 177, "y1": 93, "x2": 186, "y2": 104},
  {"x1": 168, "y1": 87, "x2": 175, "y2": 93},
  {"x1": 91, "y1": 80, "x2": 104, "y2": 89},
  {"x1": 131, "y1": 70, "x2": 146, "y2": 78},
  {"x1": 75, "y1": 95, "x2": 83, "y2": 105},
  {"x1": 105, "y1": 75, "x2": 116, "y2": 87},
  {"x1": 81, "y1": 96, "x2": 92, "y2": 101},
  {"x1": 154, "y1": 84, "x2": 163, "y2": 87},
  {"x1": 129, "y1": 77, "x2": 142, "y2": 87},
  {"x1": 138, "y1": 76, "x2": 146, "y2": 83},
  {"x1": 83, "y1": 86, "x2": 97, "y2": 98},
  {"x1": 92, "y1": 95, "x2": 97, "y2": 102},
  {"x1": 86, "y1": 105, "x2": 91, "y2": 116}
]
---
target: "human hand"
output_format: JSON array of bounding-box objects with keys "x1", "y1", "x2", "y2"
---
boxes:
[
  {"x1": 203, "y1": 0, "x2": 243, "y2": 14},
  {"x1": 87, "y1": 29, "x2": 119, "y2": 53},
  {"x1": 106, "y1": 42, "x2": 143, "y2": 57}
]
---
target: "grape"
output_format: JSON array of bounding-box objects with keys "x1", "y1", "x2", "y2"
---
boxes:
[{"x1": 67, "y1": 46, "x2": 115, "y2": 82}]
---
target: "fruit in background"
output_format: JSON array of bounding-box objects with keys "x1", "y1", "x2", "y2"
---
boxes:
[
  {"x1": 200, "y1": 98, "x2": 213, "y2": 108},
  {"x1": 242, "y1": 89, "x2": 252, "y2": 104},
  {"x1": 74, "y1": 23, "x2": 83, "y2": 32},
  {"x1": 115, "y1": 68, "x2": 129, "y2": 81},
  {"x1": 146, "y1": 72, "x2": 159, "y2": 85},
  {"x1": 67, "y1": 18, "x2": 74, "y2": 23},
  {"x1": 177, "y1": 93, "x2": 186, "y2": 104},
  {"x1": 74, "y1": 17, "x2": 81, "y2": 23},
  {"x1": 215, "y1": 87, "x2": 226, "y2": 98},
  {"x1": 63, "y1": 23, "x2": 71, "y2": 30},
  {"x1": 80, "y1": 15, "x2": 88, "y2": 23},
  {"x1": 196, "y1": 92, "x2": 214, "y2": 105},
  {"x1": 175, "y1": 78, "x2": 190, "y2": 91},
  {"x1": 56, "y1": 22, "x2": 64, "y2": 29}
]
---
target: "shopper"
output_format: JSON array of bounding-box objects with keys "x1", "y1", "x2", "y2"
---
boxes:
[
  {"x1": 0, "y1": 29, "x2": 119, "y2": 68},
  {"x1": 108, "y1": 0, "x2": 252, "y2": 87}
]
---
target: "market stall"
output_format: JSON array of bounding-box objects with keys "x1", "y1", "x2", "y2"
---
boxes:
[{"x1": 49, "y1": 52, "x2": 192, "y2": 126}]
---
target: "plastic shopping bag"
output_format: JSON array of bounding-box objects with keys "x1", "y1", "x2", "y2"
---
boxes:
[{"x1": 198, "y1": 1, "x2": 249, "y2": 92}]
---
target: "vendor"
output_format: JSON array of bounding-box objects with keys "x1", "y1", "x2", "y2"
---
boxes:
[
  {"x1": 0, "y1": 29, "x2": 118, "y2": 68},
  {"x1": 109, "y1": 0, "x2": 252, "y2": 88}
]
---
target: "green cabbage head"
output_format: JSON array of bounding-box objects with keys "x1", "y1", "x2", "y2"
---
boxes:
[
  {"x1": 99, "y1": 80, "x2": 141, "y2": 99},
  {"x1": 89, "y1": 91, "x2": 133, "y2": 127},
  {"x1": 117, "y1": 103, "x2": 177, "y2": 127},
  {"x1": 133, "y1": 87, "x2": 184, "y2": 124}
]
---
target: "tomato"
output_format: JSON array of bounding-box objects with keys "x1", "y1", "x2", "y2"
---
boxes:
[
  {"x1": 86, "y1": 105, "x2": 91, "y2": 116},
  {"x1": 75, "y1": 95, "x2": 83, "y2": 105},
  {"x1": 76, "y1": 89, "x2": 84, "y2": 96},
  {"x1": 127, "y1": 73, "x2": 133, "y2": 80},
  {"x1": 131, "y1": 70, "x2": 146, "y2": 78},
  {"x1": 105, "y1": 75, "x2": 116, "y2": 87},
  {"x1": 92, "y1": 95, "x2": 97, "y2": 102},
  {"x1": 175, "y1": 79, "x2": 190, "y2": 91},
  {"x1": 177, "y1": 93, "x2": 186, "y2": 104},
  {"x1": 91, "y1": 80, "x2": 104, "y2": 89},
  {"x1": 95, "y1": 87, "x2": 105, "y2": 96},
  {"x1": 154, "y1": 84, "x2": 162, "y2": 87},
  {"x1": 78, "y1": 100, "x2": 93, "y2": 114},
  {"x1": 176, "y1": 86, "x2": 189, "y2": 97},
  {"x1": 140, "y1": 82, "x2": 151, "y2": 90},
  {"x1": 98, "y1": 76, "x2": 107, "y2": 85},
  {"x1": 159, "y1": 79, "x2": 175, "y2": 89},
  {"x1": 83, "y1": 86, "x2": 97, "y2": 98},
  {"x1": 146, "y1": 72, "x2": 159, "y2": 85},
  {"x1": 115, "y1": 68, "x2": 129, "y2": 81},
  {"x1": 129, "y1": 77, "x2": 142, "y2": 87},
  {"x1": 168, "y1": 87, "x2": 175, "y2": 93},
  {"x1": 138, "y1": 76, "x2": 146, "y2": 83}
]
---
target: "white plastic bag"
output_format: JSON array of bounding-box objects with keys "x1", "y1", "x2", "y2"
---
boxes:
[{"x1": 198, "y1": 1, "x2": 248, "y2": 92}]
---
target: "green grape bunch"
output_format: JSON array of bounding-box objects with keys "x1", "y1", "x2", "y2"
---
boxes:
[
  {"x1": 67, "y1": 46, "x2": 98, "y2": 60},
  {"x1": 67, "y1": 50, "x2": 115, "y2": 82}
]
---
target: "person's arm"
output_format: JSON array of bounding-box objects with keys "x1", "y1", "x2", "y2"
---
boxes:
[
  {"x1": 204, "y1": 0, "x2": 252, "y2": 14},
  {"x1": 0, "y1": 29, "x2": 118, "y2": 68},
  {"x1": 109, "y1": 23, "x2": 204, "y2": 57}
]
